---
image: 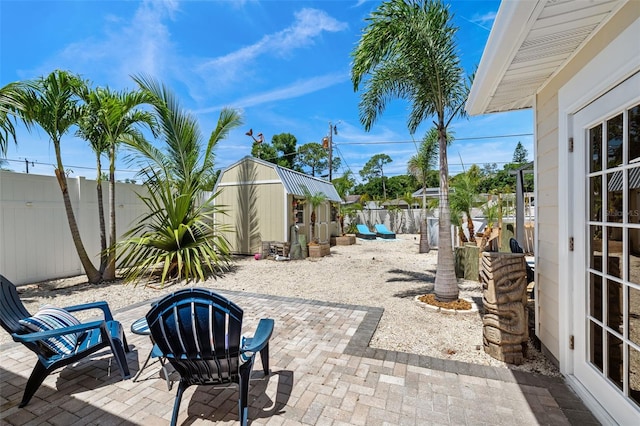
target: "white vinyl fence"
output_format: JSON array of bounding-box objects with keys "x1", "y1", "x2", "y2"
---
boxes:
[{"x1": 0, "y1": 171, "x2": 148, "y2": 285}]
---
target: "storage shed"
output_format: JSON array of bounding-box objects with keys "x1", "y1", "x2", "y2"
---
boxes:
[{"x1": 213, "y1": 156, "x2": 342, "y2": 255}]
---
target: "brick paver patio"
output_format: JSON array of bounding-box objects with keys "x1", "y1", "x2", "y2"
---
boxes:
[{"x1": 0, "y1": 290, "x2": 599, "y2": 425}]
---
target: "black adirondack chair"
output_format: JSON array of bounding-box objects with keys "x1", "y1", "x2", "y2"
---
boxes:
[
  {"x1": 0, "y1": 274, "x2": 131, "y2": 407},
  {"x1": 146, "y1": 288, "x2": 274, "y2": 426}
]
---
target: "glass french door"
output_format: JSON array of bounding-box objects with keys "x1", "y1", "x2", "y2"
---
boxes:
[
  {"x1": 575, "y1": 73, "x2": 640, "y2": 422},
  {"x1": 586, "y1": 101, "x2": 640, "y2": 408}
]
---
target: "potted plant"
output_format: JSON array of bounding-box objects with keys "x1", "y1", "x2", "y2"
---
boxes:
[
  {"x1": 342, "y1": 202, "x2": 361, "y2": 244},
  {"x1": 303, "y1": 187, "x2": 330, "y2": 257}
]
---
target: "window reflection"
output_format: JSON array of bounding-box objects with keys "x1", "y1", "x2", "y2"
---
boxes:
[
  {"x1": 629, "y1": 228, "x2": 640, "y2": 285},
  {"x1": 590, "y1": 226, "x2": 603, "y2": 270},
  {"x1": 591, "y1": 176, "x2": 602, "y2": 221},
  {"x1": 629, "y1": 286, "x2": 640, "y2": 346},
  {"x1": 607, "y1": 113, "x2": 623, "y2": 168},
  {"x1": 606, "y1": 227, "x2": 623, "y2": 278},
  {"x1": 629, "y1": 345, "x2": 640, "y2": 407},
  {"x1": 607, "y1": 172, "x2": 623, "y2": 223},
  {"x1": 591, "y1": 322, "x2": 603, "y2": 372},
  {"x1": 591, "y1": 124, "x2": 603, "y2": 173},
  {"x1": 608, "y1": 332, "x2": 623, "y2": 390},
  {"x1": 629, "y1": 168, "x2": 640, "y2": 225},
  {"x1": 590, "y1": 273, "x2": 603, "y2": 321},
  {"x1": 607, "y1": 279, "x2": 623, "y2": 332},
  {"x1": 629, "y1": 105, "x2": 640, "y2": 164}
]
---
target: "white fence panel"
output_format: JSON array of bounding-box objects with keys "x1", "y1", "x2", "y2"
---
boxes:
[{"x1": 0, "y1": 171, "x2": 148, "y2": 285}]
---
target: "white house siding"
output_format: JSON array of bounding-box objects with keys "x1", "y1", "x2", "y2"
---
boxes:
[
  {"x1": 535, "y1": 86, "x2": 561, "y2": 362},
  {"x1": 0, "y1": 171, "x2": 148, "y2": 285}
]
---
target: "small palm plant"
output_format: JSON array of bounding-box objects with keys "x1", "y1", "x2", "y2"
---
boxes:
[
  {"x1": 117, "y1": 75, "x2": 241, "y2": 285},
  {"x1": 302, "y1": 186, "x2": 327, "y2": 243}
]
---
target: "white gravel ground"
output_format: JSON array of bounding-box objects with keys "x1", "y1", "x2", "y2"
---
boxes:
[{"x1": 2, "y1": 234, "x2": 560, "y2": 377}]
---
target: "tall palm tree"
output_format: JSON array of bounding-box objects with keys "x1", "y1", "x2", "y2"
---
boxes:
[
  {"x1": 117, "y1": 75, "x2": 242, "y2": 285},
  {"x1": 0, "y1": 70, "x2": 102, "y2": 283},
  {"x1": 77, "y1": 86, "x2": 155, "y2": 279},
  {"x1": 352, "y1": 0, "x2": 471, "y2": 302},
  {"x1": 408, "y1": 128, "x2": 438, "y2": 252},
  {"x1": 99, "y1": 88, "x2": 155, "y2": 280},
  {"x1": 76, "y1": 90, "x2": 110, "y2": 274}
]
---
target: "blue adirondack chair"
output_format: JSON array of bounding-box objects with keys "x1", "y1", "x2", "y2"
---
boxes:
[
  {"x1": 145, "y1": 288, "x2": 274, "y2": 426},
  {"x1": 0, "y1": 274, "x2": 130, "y2": 407}
]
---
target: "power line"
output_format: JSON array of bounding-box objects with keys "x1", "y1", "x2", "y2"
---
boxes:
[
  {"x1": 336, "y1": 133, "x2": 533, "y2": 146},
  {"x1": 2, "y1": 157, "x2": 142, "y2": 174}
]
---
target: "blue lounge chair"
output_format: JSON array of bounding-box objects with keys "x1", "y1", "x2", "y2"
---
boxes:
[
  {"x1": 0, "y1": 275, "x2": 130, "y2": 407},
  {"x1": 146, "y1": 288, "x2": 274, "y2": 426},
  {"x1": 356, "y1": 224, "x2": 376, "y2": 240},
  {"x1": 374, "y1": 224, "x2": 396, "y2": 239}
]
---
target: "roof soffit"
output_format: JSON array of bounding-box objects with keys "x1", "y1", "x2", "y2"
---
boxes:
[{"x1": 467, "y1": 0, "x2": 626, "y2": 115}]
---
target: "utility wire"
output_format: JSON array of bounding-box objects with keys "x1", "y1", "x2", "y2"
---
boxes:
[{"x1": 337, "y1": 132, "x2": 533, "y2": 146}]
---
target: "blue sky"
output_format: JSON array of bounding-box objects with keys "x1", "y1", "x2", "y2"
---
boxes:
[{"x1": 0, "y1": 0, "x2": 533, "y2": 184}]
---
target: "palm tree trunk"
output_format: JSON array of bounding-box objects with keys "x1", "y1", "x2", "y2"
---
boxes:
[
  {"x1": 434, "y1": 127, "x2": 459, "y2": 302},
  {"x1": 381, "y1": 170, "x2": 387, "y2": 200},
  {"x1": 96, "y1": 156, "x2": 107, "y2": 274},
  {"x1": 103, "y1": 146, "x2": 117, "y2": 280},
  {"x1": 467, "y1": 211, "x2": 476, "y2": 243},
  {"x1": 54, "y1": 168, "x2": 101, "y2": 283},
  {"x1": 419, "y1": 219, "x2": 430, "y2": 253}
]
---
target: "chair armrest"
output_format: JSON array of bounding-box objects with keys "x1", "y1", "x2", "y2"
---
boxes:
[
  {"x1": 12, "y1": 320, "x2": 106, "y2": 343},
  {"x1": 241, "y1": 318, "x2": 274, "y2": 354},
  {"x1": 63, "y1": 301, "x2": 114, "y2": 321}
]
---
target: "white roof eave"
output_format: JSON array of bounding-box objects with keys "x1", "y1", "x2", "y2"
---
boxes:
[
  {"x1": 466, "y1": 0, "x2": 543, "y2": 116},
  {"x1": 466, "y1": 0, "x2": 626, "y2": 116}
]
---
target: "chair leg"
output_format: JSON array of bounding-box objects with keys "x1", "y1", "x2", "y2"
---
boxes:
[
  {"x1": 260, "y1": 343, "x2": 270, "y2": 375},
  {"x1": 170, "y1": 382, "x2": 187, "y2": 426},
  {"x1": 20, "y1": 361, "x2": 50, "y2": 407},
  {"x1": 238, "y1": 362, "x2": 252, "y2": 426},
  {"x1": 107, "y1": 322, "x2": 131, "y2": 379},
  {"x1": 122, "y1": 331, "x2": 131, "y2": 353}
]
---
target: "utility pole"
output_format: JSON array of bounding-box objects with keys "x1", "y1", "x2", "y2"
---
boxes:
[
  {"x1": 323, "y1": 122, "x2": 337, "y2": 181},
  {"x1": 24, "y1": 158, "x2": 34, "y2": 174}
]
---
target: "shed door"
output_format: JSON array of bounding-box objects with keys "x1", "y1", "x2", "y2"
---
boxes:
[{"x1": 572, "y1": 71, "x2": 640, "y2": 423}]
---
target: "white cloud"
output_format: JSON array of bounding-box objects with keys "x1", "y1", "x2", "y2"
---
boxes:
[
  {"x1": 27, "y1": 0, "x2": 178, "y2": 88},
  {"x1": 195, "y1": 71, "x2": 350, "y2": 113},
  {"x1": 467, "y1": 11, "x2": 496, "y2": 31},
  {"x1": 195, "y1": 8, "x2": 347, "y2": 90}
]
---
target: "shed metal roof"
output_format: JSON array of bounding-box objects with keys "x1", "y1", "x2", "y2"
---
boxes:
[
  {"x1": 219, "y1": 156, "x2": 341, "y2": 202},
  {"x1": 466, "y1": 0, "x2": 626, "y2": 115}
]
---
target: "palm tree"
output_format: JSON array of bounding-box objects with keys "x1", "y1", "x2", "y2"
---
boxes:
[
  {"x1": 450, "y1": 164, "x2": 482, "y2": 243},
  {"x1": 76, "y1": 90, "x2": 110, "y2": 274},
  {"x1": 117, "y1": 75, "x2": 242, "y2": 285},
  {"x1": 351, "y1": 0, "x2": 471, "y2": 302},
  {"x1": 302, "y1": 186, "x2": 328, "y2": 243},
  {"x1": 0, "y1": 70, "x2": 102, "y2": 283},
  {"x1": 89, "y1": 87, "x2": 155, "y2": 280},
  {"x1": 76, "y1": 86, "x2": 155, "y2": 278},
  {"x1": 408, "y1": 127, "x2": 440, "y2": 252},
  {"x1": 332, "y1": 170, "x2": 356, "y2": 234},
  {"x1": 0, "y1": 83, "x2": 20, "y2": 156}
]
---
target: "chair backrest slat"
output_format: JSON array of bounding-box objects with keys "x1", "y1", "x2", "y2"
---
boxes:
[
  {"x1": 0, "y1": 275, "x2": 32, "y2": 335},
  {"x1": 146, "y1": 288, "x2": 244, "y2": 385}
]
